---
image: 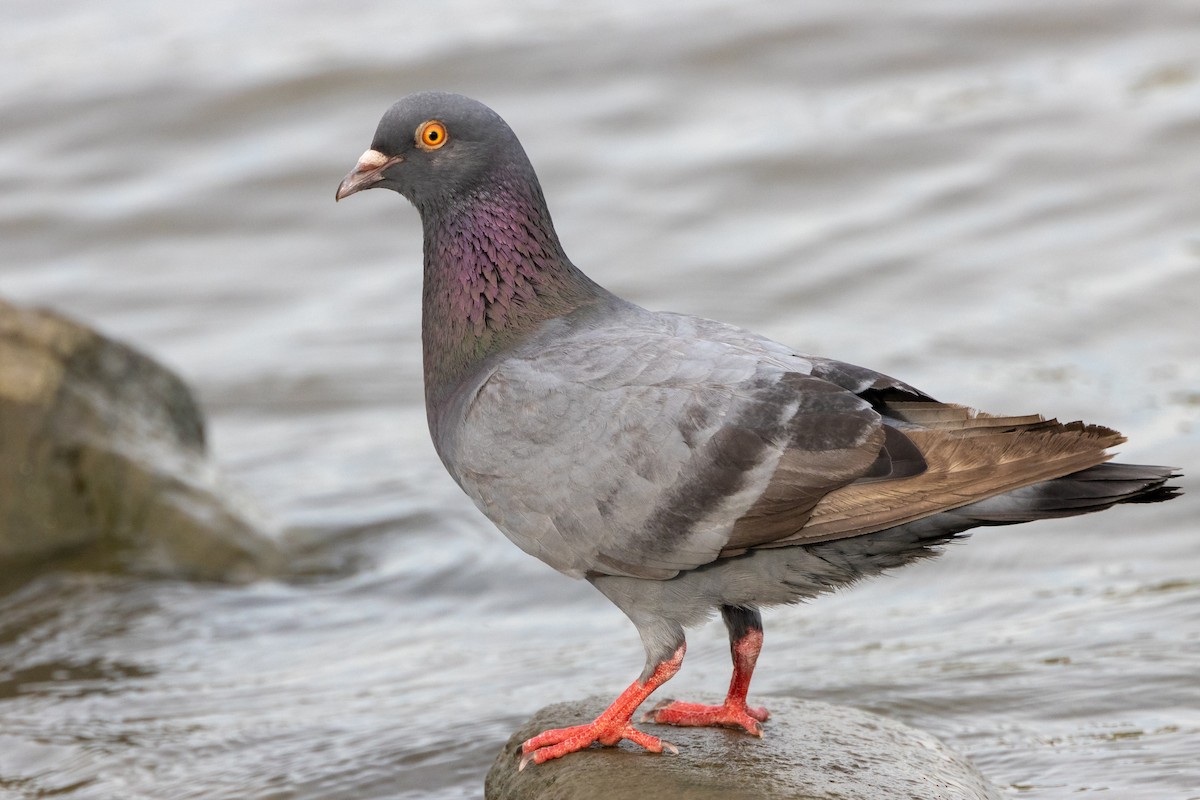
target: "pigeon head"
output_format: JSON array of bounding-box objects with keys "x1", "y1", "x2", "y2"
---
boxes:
[
  {"x1": 337, "y1": 92, "x2": 603, "y2": 404},
  {"x1": 335, "y1": 91, "x2": 531, "y2": 212}
]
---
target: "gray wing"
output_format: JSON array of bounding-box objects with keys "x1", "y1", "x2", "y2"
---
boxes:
[
  {"x1": 445, "y1": 310, "x2": 886, "y2": 579},
  {"x1": 808, "y1": 356, "x2": 933, "y2": 404}
]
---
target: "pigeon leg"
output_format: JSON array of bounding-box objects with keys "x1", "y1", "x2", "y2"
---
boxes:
[
  {"x1": 646, "y1": 606, "x2": 769, "y2": 735},
  {"x1": 519, "y1": 644, "x2": 685, "y2": 768}
]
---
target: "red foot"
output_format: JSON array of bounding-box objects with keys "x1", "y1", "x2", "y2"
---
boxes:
[
  {"x1": 519, "y1": 645, "x2": 685, "y2": 769},
  {"x1": 519, "y1": 719, "x2": 677, "y2": 769},
  {"x1": 645, "y1": 698, "x2": 770, "y2": 736}
]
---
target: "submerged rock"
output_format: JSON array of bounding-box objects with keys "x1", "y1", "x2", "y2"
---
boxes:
[
  {"x1": 0, "y1": 298, "x2": 280, "y2": 580},
  {"x1": 486, "y1": 695, "x2": 1002, "y2": 800}
]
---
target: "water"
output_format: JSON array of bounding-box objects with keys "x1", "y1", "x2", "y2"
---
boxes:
[{"x1": 2, "y1": 1, "x2": 1198, "y2": 797}]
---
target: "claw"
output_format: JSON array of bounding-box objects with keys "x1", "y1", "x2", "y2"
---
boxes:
[
  {"x1": 516, "y1": 645, "x2": 688, "y2": 767},
  {"x1": 646, "y1": 698, "x2": 770, "y2": 736},
  {"x1": 519, "y1": 720, "x2": 672, "y2": 766},
  {"x1": 640, "y1": 622, "x2": 772, "y2": 737}
]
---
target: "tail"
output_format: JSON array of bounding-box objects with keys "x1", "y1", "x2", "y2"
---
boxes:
[
  {"x1": 794, "y1": 463, "x2": 1181, "y2": 594},
  {"x1": 943, "y1": 462, "x2": 1180, "y2": 524}
]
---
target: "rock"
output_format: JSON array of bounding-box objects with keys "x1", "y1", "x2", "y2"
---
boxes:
[
  {"x1": 486, "y1": 695, "x2": 1002, "y2": 800},
  {"x1": 0, "y1": 298, "x2": 281, "y2": 580}
]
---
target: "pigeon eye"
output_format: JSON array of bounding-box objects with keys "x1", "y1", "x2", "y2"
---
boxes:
[{"x1": 417, "y1": 120, "x2": 448, "y2": 150}]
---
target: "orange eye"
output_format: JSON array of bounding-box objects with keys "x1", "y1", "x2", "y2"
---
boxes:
[{"x1": 417, "y1": 120, "x2": 448, "y2": 150}]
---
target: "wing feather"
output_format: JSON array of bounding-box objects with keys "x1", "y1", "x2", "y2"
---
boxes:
[{"x1": 448, "y1": 309, "x2": 887, "y2": 579}]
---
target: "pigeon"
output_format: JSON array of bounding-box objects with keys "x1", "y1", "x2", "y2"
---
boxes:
[{"x1": 336, "y1": 92, "x2": 1180, "y2": 768}]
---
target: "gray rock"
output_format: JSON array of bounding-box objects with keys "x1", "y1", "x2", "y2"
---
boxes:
[
  {"x1": 0, "y1": 298, "x2": 280, "y2": 580},
  {"x1": 486, "y1": 695, "x2": 1002, "y2": 800}
]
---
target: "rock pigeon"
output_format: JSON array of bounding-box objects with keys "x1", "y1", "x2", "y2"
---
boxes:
[{"x1": 336, "y1": 92, "x2": 1180, "y2": 768}]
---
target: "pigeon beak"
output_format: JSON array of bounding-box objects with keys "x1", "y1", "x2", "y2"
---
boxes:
[{"x1": 335, "y1": 149, "x2": 404, "y2": 201}]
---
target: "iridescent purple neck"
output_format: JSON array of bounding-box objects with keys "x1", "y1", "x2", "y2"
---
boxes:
[{"x1": 418, "y1": 167, "x2": 603, "y2": 408}]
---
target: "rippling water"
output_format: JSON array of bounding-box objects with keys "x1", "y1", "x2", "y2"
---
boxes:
[{"x1": 2, "y1": 2, "x2": 1198, "y2": 798}]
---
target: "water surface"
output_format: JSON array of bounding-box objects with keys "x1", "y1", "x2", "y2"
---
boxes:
[{"x1": 2, "y1": 2, "x2": 1198, "y2": 798}]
